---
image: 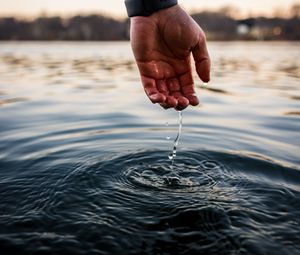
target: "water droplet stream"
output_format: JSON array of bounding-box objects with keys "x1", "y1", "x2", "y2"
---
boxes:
[{"x1": 168, "y1": 111, "x2": 183, "y2": 167}]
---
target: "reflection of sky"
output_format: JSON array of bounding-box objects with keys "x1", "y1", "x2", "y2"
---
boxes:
[
  {"x1": 0, "y1": 41, "x2": 299, "y2": 163},
  {"x1": 0, "y1": 0, "x2": 298, "y2": 17}
]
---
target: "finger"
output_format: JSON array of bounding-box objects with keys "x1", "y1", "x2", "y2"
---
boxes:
[
  {"x1": 192, "y1": 37, "x2": 211, "y2": 83},
  {"x1": 172, "y1": 92, "x2": 189, "y2": 111},
  {"x1": 182, "y1": 89, "x2": 199, "y2": 106},
  {"x1": 160, "y1": 96, "x2": 178, "y2": 109},
  {"x1": 167, "y1": 96, "x2": 178, "y2": 108},
  {"x1": 167, "y1": 77, "x2": 181, "y2": 94},
  {"x1": 167, "y1": 78, "x2": 189, "y2": 110},
  {"x1": 179, "y1": 71, "x2": 199, "y2": 106},
  {"x1": 156, "y1": 80, "x2": 169, "y2": 96},
  {"x1": 142, "y1": 76, "x2": 166, "y2": 104},
  {"x1": 160, "y1": 103, "x2": 169, "y2": 109}
]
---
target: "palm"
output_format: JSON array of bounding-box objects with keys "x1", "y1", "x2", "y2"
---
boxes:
[{"x1": 130, "y1": 5, "x2": 210, "y2": 110}]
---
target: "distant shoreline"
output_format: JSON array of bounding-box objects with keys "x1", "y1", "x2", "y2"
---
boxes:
[
  {"x1": 1, "y1": 11, "x2": 299, "y2": 41},
  {"x1": 0, "y1": 39, "x2": 300, "y2": 42}
]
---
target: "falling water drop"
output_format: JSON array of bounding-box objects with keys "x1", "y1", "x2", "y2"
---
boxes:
[
  {"x1": 169, "y1": 111, "x2": 183, "y2": 166},
  {"x1": 165, "y1": 122, "x2": 171, "y2": 140}
]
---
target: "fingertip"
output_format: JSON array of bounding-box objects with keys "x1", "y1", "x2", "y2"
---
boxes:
[
  {"x1": 176, "y1": 105, "x2": 188, "y2": 111},
  {"x1": 159, "y1": 96, "x2": 178, "y2": 109},
  {"x1": 196, "y1": 59, "x2": 211, "y2": 83},
  {"x1": 175, "y1": 96, "x2": 189, "y2": 111},
  {"x1": 186, "y1": 94, "x2": 199, "y2": 106},
  {"x1": 165, "y1": 96, "x2": 178, "y2": 108},
  {"x1": 159, "y1": 103, "x2": 170, "y2": 109},
  {"x1": 149, "y1": 93, "x2": 166, "y2": 104},
  {"x1": 181, "y1": 82, "x2": 199, "y2": 106},
  {"x1": 192, "y1": 38, "x2": 211, "y2": 83}
]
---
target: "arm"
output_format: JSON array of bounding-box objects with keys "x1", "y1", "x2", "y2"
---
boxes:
[{"x1": 126, "y1": 1, "x2": 211, "y2": 110}]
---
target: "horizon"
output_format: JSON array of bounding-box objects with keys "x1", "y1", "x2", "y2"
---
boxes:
[{"x1": 0, "y1": 0, "x2": 299, "y2": 18}]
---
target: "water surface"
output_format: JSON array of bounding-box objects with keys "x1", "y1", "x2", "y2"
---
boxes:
[{"x1": 0, "y1": 41, "x2": 299, "y2": 254}]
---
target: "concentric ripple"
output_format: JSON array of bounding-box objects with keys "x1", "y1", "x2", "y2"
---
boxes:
[{"x1": 0, "y1": 150, "x2": 300, "y2": 255}]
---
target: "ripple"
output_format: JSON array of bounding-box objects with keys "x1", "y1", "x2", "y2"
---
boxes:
[
  {"x1": 284, "y1": 111, "x2": 300, "y2": 116},
  {"x1": 203, "y1": 87, "x2": 231, "y2": 95},
  {"x1": 0, "y1": 150, "x2": 299, "y2": 254},
  {"x1": 0, "y1": 97, "x2": 28, "y2": 107},
  {"x1": 120, "y1": 154, "x2": 226, "y2": 192}
]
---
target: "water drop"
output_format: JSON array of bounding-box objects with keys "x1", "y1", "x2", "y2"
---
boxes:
[
  {"x1": 165, "y1": 122, "x2": 171, "y2": 140},
  {"x1": 169, "y1": 111, "x2": 182, "y2": 165}
]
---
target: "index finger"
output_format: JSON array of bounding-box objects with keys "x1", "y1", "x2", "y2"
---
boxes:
[{"x1": 179, "y1": 71, "x2": 199, "y2": 106}]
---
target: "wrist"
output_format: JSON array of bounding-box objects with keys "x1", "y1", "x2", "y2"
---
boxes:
[{"x1": 125, "y1": 0, "x2": 178, "y2": 17}]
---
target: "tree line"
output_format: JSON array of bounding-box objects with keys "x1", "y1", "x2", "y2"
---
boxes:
[{"x1": 0, "y1": 6, "x2": 299, "y2": 41}]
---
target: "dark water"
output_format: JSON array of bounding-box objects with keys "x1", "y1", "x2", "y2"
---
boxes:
[{"x1": 0, "y1": 42, "x2": 300, "y2": 254}]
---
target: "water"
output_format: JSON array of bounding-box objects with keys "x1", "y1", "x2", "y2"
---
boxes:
[
  {"x1": 168, "y1": 111, "x2": 182, "y2": 164},
  {"x1": 0, "y1": 41, "x2": 299, "y2": 254}
]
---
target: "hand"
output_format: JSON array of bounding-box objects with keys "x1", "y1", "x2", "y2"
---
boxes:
[{"x1": 130, "y1": 5, "x2": 211, "y2": 110}]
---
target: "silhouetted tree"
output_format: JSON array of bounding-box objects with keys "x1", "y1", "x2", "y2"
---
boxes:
[
  {"x1": 0, "y1": 10, "x2": 299, "y2": 41},
  {"x1": 192, "y1": 11, "x2": 237, "y2": 40}
]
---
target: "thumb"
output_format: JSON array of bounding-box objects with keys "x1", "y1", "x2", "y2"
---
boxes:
[{"x1": 192, "y1": 38, "x2": 211, "y2": 83}]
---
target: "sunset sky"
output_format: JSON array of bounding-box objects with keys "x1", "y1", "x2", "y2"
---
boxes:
[{"x1": 0, "y1": 0, "x2": 298, "y2": 18}]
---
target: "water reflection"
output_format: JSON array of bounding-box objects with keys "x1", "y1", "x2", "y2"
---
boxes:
[
  {"x1": 0, "y1": 97, "x2": 28, "y2": 106},
  {"x1": 0, "y1": 41, "x2": 299, "y2": 254},
  {"x1": 284, "y1": 111, "x2": 300, "y2": 116},
  {"x1": 1, "y1": 149, "x2": 299, "y2": 254}
]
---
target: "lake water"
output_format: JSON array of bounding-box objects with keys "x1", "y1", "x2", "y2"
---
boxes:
[{"x1": 0, "y1": 41, "x2": 299, "y2": 254}]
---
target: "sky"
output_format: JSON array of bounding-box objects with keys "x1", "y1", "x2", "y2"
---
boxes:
[{"x1": 0, "y1": 0, "x2": 299, "y2": 18}]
